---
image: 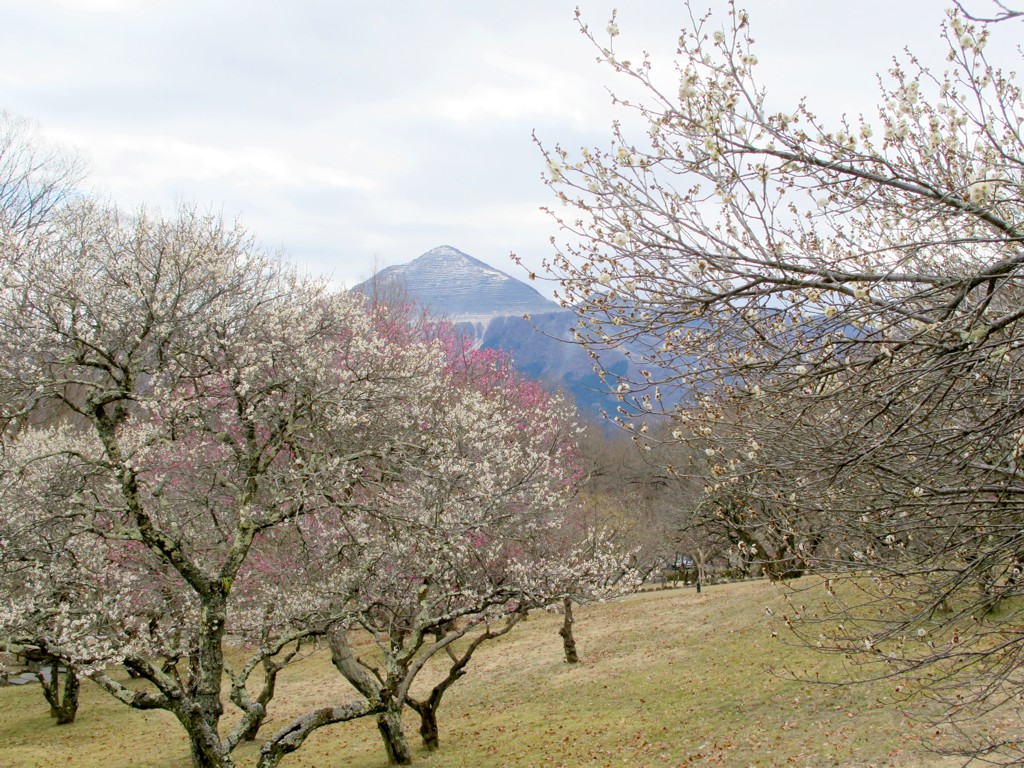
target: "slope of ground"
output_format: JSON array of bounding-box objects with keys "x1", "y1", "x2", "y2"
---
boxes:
[{"x1": 0, "y1": 581, "x2": 978, "y2": 767}]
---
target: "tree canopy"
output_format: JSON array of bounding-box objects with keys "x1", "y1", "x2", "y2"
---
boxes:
[{"x1": 539, "y1": 3, "x2": 1024, "y2": 762}]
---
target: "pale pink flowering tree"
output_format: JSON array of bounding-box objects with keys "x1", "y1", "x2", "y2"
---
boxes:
[
  {"x1": 0, "y1": 199, "x2": 474, "y2": 768},
  {"x1": 249, "y1": 335, "x2": 640, "y2": 766},
  {"x1": 0, "y1": 201, "x2": 639, "y2": 768}
]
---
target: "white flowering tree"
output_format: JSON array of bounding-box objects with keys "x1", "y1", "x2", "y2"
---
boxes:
[
  {"x1": 0, "y1": 110, "x2": 86, "y2": 724},
  {"x1": 258, "y1": 342, "x2": 640, "y2": 766},
  {"x1": 0, "y1": 199, "x2": 482, "y2": 768},
  {"x1": 539, "y1": 3, "x2": 1024, "y2": 761},
  {"x1": 0, "y1": 199, "x2": 639, "y2": 767}
]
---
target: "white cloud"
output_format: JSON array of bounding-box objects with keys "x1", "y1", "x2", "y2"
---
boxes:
[
  {"x1": 0, "y1": 0, "x2": 982, "y2": 294},
  {"x1": 12, "y1": 0, "x2": 146, "y2": 11}
]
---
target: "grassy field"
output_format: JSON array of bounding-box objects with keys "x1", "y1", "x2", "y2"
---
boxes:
[{"x1": 0, "y1": 580, "x2": 977, "y2": 767}]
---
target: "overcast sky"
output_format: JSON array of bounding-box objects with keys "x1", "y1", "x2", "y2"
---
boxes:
[{"x1": 0, "y1": 1, "x2": 1002, "y2": 292}]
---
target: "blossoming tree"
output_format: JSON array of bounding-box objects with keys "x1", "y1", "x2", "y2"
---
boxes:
[
  {"x1": 538, "y1": 3, "x2": 1024, "y2": 761},
  {"x1": 0, "y1": 199, "x2": 487, "y2": 768},
  {"x1": 0, "y1": 194, "x2": 640, "y2": 767},
  {"x1": 247, "y1": 329, "x2": 640, "y2": 766},
  {"x1": 0, "y1": 110, "x2": 86, "y2": 723}
]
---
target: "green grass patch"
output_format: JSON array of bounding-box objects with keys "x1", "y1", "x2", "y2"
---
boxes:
[{"x1": 0, "y1": 581, "x2": 977, "y2": 767}]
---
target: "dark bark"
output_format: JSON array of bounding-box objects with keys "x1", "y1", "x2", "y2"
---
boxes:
[
  {"x1": 238, "y1": 656, "x2": 284, "y2": 742},
  {"x1": 559, "y1": 597, "x2": 579, "y2": 664},
  {"x1": 179, "y1": 696, "x2": 234, "y2": 768},
  {"x1": 188, "y1": 733, "x2": 221, "y2": 768},
  {"x1": 406, "y1": 611, "x2": 524, "y2": 751},
  {"x1": 417, "y1": 705, "x2": 440, "y2": 751},
  {"x1": 376, "y1": 708, "x2": 413, "y2": 765},
  {"x1": 92, "y1": 410, "x2": 235, "y2": 768},
  {"x1": 407, "y1": 694, "x2": 444, "y2": 752},
  {"x1": 91, "y1": 642, "x2": 234, "y2": 768},
  {"x1": 37, "y1": 659, "x2": 79, "y2": 725},
  {"x1": 178, "y1": 595, "x2": 231, "y2": 768},
  {"x1": 225, "y1": 633, "x2": 318, "y2": 750}
]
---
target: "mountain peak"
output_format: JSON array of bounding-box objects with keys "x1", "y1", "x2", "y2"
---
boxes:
[
  {"x1": 409, "y1": 245, "x2": 518, "y2": 278},
  {"x1": 415, "y1": 244, "x2": 480, "y2": 262},
  {"x1": 352, "y1": 246, "x2": 559, "y2": 323}
]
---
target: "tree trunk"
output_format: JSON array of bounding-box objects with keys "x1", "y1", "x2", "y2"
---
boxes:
[
  {"x1": 38, "y1": 660, "x2": 79, "y2": 725},
  {"x1": 329, "y1": 628, "x2": 411, "y2": 764},
  {"x1": 180, "y1": 595, "x2": 233, "y2": 768},
  {"x1": 417, "y1": 703, "x2": 440, "y2": 751},
  {"x1": 238, "y1": 710, "x2": 266, "y2": 742},
  {"x1": 179, "y1": 696, "x2": 235, "y2": 768},
  {"x1": 328, "y1": 629, "x2": 381, "y2": 700},
  {"x1": 189, "y1": 733, "x2": 221, "y2": 768},
  {"x1": 558, "y1": 596, "x2": 579, "y2": 664},
  {"x1": 695, "y1": 550, "x2": 708, "y2": 589},
  {"x1": 181, "y1": 710, "x2": 236, "y2": 768},
  {"x1": 238, "y1": 656, "x2": 283, "y2": 742},
  {"x1": 238, "y1": 705, "x2": 267, "y2": 742},
  {"x1": 376, "y1": 708, "x2": 412, "y2": 765},
  {"x1": 405, "y1": 613, "x2": 524, "y2": 752}
]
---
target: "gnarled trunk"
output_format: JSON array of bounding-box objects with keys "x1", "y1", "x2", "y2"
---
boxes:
[
  {"x1": 406, "y1": 612, "x2": 524, "y2": 752},
  {"x1": 38, "y1": 659, "x2": 79, "y2": 725},
  {"x1": 89, "y1": 664, "x2": 231, "y2": 768},
  {"x1": 417, "y1": 703, "x2": 440, "y2": 751},
  {"x1": 179, "y1": 692, "x2": 234, "y2": 768},
  {"x1": 188, "y1": 732, "x2": 224, "y2": 768},
  {"x1": 154, "y1": 593, "x2": 234, "y2": 768},
  {"x1": 407, "y1": 695, "x2": 444, "y2": 752},
  {"x1": 329, "y1": 628, "x2": 411, "y2": 764},
  {"x1": 238, "y1": 707, "x2": 267, "y2": 743},
  {"x1": 238, "y1": 655, "x2": 284, "y2": 742},
  {"x1": 182, "y1": 599, "x2": 231, "y2": 767},
  {"x1": 376, "y1": 708, "x2": 412, "y2": 765}
]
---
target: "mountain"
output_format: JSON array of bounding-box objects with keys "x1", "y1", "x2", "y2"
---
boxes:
[
  {"x1": 351, "y1": 245, "x2": 560, "y2": 328},
  {"x1": 477, "y1": 310, "x2": 635, "y2": 418},
  {"x1": 352, "y1": 245, "x2": 657, "y2": 420}
]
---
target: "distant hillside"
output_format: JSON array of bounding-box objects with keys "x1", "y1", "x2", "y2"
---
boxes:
[
  {"x1": 353, "y1": 246, "x2": 636, "y2": 419},
  {"x1": 478, "y1": 310, "x2": 633, "y2": 417}
]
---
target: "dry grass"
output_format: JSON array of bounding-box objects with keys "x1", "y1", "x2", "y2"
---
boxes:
[{"x1": 0, "y1": 580, "x2": 980, "y2": 767}]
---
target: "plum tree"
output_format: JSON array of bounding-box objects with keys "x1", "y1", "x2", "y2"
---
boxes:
[{"x1": 538, "y1": 3, "x2": 1024, "y2": 761}]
